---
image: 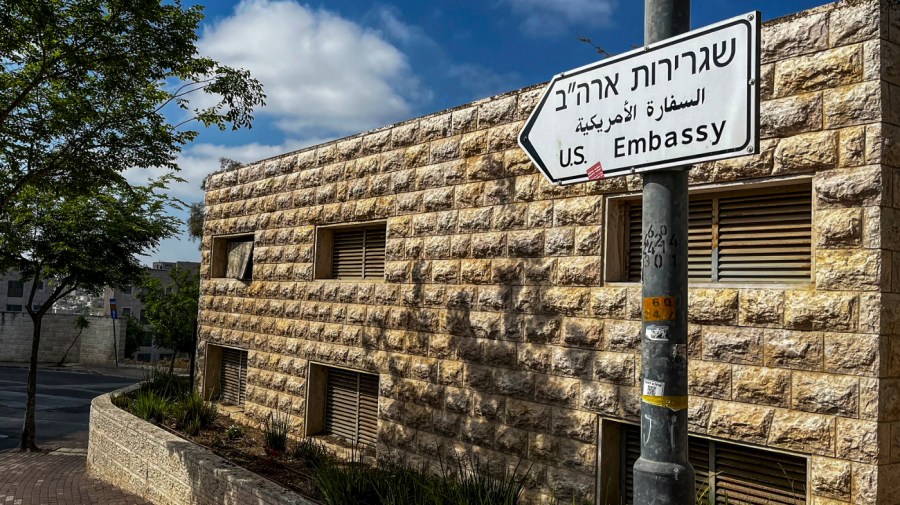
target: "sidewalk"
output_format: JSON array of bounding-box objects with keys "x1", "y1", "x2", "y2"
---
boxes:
[{"x1": 0, "y1": 448, "x2": 151, "y2": 505}]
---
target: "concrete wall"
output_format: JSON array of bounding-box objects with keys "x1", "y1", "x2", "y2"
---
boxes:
[
  {"x1": 196, "y1": 0, "x2": 900, "y2": 503},
  {"x1": 87, "y1": 388, "x2": 316, "y2": 505},
  {"x1": 0, "y1": 311, "x2": 124, "y2": 365}
]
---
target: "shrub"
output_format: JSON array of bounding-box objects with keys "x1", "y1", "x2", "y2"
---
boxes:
[
  {"x1": 226, "y1": 424, "x2": 244, "y2": 441},
  {"x1": 171, "y1": 393, "x2": 217, "y2": 436},
  {"x1": 315, "y1": 461, "x2": 383, "y2": 505},
  {"x1": 131, "y1": 390, "x2": 168, "y2": 423},
  {"x1": 110, "y1": 392, "x2": 131, "y2": 410},
  {"x1": 441, "y1": 455, "x2": 528, "y2": 505},
  {"x1": 291, "y1": 437, "x2": 331, "y2": 469},
  {"x1": 263, "y1": 409, "x2": 291, "y2": 454},
  {"x1": 140, "y1": 367, "x2": 188, "y2": 401}
]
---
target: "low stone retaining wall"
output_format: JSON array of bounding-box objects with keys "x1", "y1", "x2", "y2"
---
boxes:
[{"x1": 87, "y1": 387, "x2": 317, "y2": 505}]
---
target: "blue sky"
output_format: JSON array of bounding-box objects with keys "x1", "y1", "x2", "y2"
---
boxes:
[{"x1": 145, "y1": 0, "x2": 829, "y2": 264}]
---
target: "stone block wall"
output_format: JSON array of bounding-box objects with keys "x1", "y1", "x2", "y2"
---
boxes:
[
  {"x1": 87, "y1": 388, "x2": 315, "y2": 505},
  {"x1": 0, "y1": 311, "x2": 124, "y2": 365},
  {"x1": 197, "y1": 1, "x2": 900, "y2": 502}
]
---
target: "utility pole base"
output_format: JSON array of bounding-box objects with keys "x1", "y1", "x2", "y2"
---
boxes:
[{"x1": 633, "y1": 457, "x2": 696, "y2": 505}]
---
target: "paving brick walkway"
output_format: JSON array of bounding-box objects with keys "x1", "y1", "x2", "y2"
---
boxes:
[{"x1": 0, "y1": 448, "x2": 150, "y2": 505}]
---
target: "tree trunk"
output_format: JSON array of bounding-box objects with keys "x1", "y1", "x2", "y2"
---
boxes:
[
  {"x1": 168, "y1": 350, "x2": 177, "y2": 374},
  {"x1": 19, "y1": 316, "x2": 41, "y2": 451}
]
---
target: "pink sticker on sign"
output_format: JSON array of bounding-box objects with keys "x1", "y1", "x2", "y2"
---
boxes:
[{"x1": 586, "y1": 161, "x2": 605, "y2": 180}]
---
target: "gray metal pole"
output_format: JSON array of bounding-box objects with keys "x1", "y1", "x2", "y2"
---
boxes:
[{"x1": 633, "y1": 1, "x2": 695, "y2": 504}]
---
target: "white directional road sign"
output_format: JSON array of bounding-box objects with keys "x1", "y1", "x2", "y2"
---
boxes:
[{"x1": 519, "y1": 12, "x2": 760, "y2": 185}]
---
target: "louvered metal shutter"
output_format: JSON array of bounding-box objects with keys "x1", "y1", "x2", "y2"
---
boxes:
[
  {"x1": 626, "y1": 197, "x2": 714, "y2": 282},
  {"x1": 715, "y1": 443, "x2": 807, "y2": 505},
  {"x1": 325, "y1": 368, "x2": 379, "y2": 448},
  {"x1": 620, "y1": 424, "x2": 806, "y2": 505},
  {"x1": 332, "y1": 226, "x2": 386, "y2": 279},
  {"x1": 625, "y1": 185, "x2": 810, "y2": 283},
  {"x1": 220, "y1": 348, "x2": 247, "y2": 406},
  {"x1": 716, "y1": 188, "x2": 811, "y2": 282}
]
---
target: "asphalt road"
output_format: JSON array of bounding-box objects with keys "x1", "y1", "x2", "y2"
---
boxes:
[{"x1": 0, "y1": 366, "x2": 139, "y2": 450}]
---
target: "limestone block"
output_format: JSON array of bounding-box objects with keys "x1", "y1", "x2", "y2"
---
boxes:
[
  {"x1": 470, "y1": 233, "x2": 507, "y2": 259},
  {"x1": 768, "y1": 409, "x2": 835, "y2": 456},
  {"x1": 689, "y1": 361, "x2": 732, "y2": 400},
  {"x1": 551, "y1": 408, "x2": 596, "y2": 443},
  {"x1": 815, "y1": 249, "x2": 883, "y2": 291},
  {"x1": 828, "y1": 0, "x2": 880, "y2": 47},
  {"x1": 557, "y1": 438, "x2": 596, "y2": 470},
  {"x1": 420, "y1": 113, "x2": 450, "y2": 141},
  {"x1": 773, "y1": 130, "x2": 838, "y2": 174},
  {"x1": 793, "y1": 371, "x2": 859, "y2": 417},
  {"x1": 495, "y1": 425, "x2": 528, "y2": 457},
  {"x1": 811, "y1": 456, "x2": 852, "y2": 501},
  {"x1": 467, "y1": 154, "x2": 504, "y2": 182},
  {"x1": 458, "y1": 207, "x2": 493, "y2": 234},
  {"x1": 465, "y1": 364, "x2": 493, "y2": 391},
  {"x1": 760, "y1": 92, "x2": 822, "y2": 138},
  {"x1": 760, "y1": 63, "x2": 774, "y2": 101},
  {"x1": 702, "y1": 326, "x2": 764, "y2": 365},
  {"x1": 850, "y1": 463, "x2": 881, "y2": 505},
  {"x1": 483, "y1": 340, "x2": 517, "y2": 367},
  {"x1": 478, "y1": 95, "x2": 517, "y2": 129},
  {"x1": 712, "y1": 139, "x2": 777, "y2": 181},
  {"x1": 784, "y1": 290, "x2": 857, "y2": 332},
  {"x1": 561, "y1": 317, "x2": 603, "y2": 348},
  {"x1": 591, "y1": 287, "x2": 627, "y2": 319},
  {"x1": 824, "y1": 333, "x2": 881, "y2": 377},
  {"x1": 593, "y1": 352, "x2": 635, "y2": 386},
  {"x1": 554, "y1": 196, "x2": 602, "y2": 226},
  {"x1": 545, "y1": 466, "x2": 595, "y2": 503},
  {"x1": 504, "y1": 149, "x2": 533, "y2": 177},
  {"x1": 508, "y1": 230, "x2": 544, "y2": 257},
  {"x1": 815, "y1": 165, "x2": 883, "y2": 208},
  {"x1": 527, "y1": 200, "x2": 553, "y2": 228},
  {"x1": 604, "y1": 320, "x2": 641, "y2": 353},
  {"x1": 489, "y1": 259, "x2": 522, "y2": 286},
  {"x1": 461, "y1": 417, "x2": 496, "y2": 448},
  {"x1": 495, "y1": 203, "x2": 528, "y2": 231},
  {"x1": 535, "y1": 375, "x2": 580, "y2": 407},
  {"x1": 773, "y1": 45, "x2": 863, "y2": 97},
  {"x1": 474, "y1": 393, "x2": 505, "y2": 421},
  {"x1": 762, "y1": 11, "x2": 829, "y2": 63},
  {"x1": 859, "y1": 377, "x2": 879, "y2": 421},
  {"x1": 578, "y1": 382, "x2": 617, "y2": 417},
  {"x1": 523, "y1": 315, "x2": 561, "y2": 343},
  {"x1": 815, "y1": 208, "x2": 863, "y2": 247},
  {"x1": 732, "y1": 365, "x2": 791, "y2": 408},
  {"x1": 544, "y1": 227, "x2": 574, "y2": 256},
  {"x1": 506, "y1": 399, "x2": 551, "y2": 430},
  {"x1": 540, "y1": 287, "x2": 588, "y2": 316},
  {"x1": 452, "y1": 106, "x2": 478, "y2": 134},
  {"x1": 739, "y1": 289, "x2": 785, "y2": 327},
  {"x1": 438, "y1": 360, "x2": 465, "y2": 386},
  {"x1": 556, "y1": 257, "x2": 602, "y2": 286},
  {"x1": 688, "y1": 397, "x2": 713, "y2": 434},
  {"x1": 392, "y1": 121, "x2": 420, "y2": 148},
  {"x1": 689, "y1": 288, "x2": 738, "y2": 325},
  {"x1": 707, "y1": 401, "x2": 774, "y2": 445},
  {"x1": 487, "y1": 123, "x2": 521, "y2": 153},
  {"x1": 551, "y1": 347, "x2": 593, "y2": 378},
  {"x1": 836, "y1": 418, "x2": 887, "y2": 464},
  {"x1": 518, "y1": 344, "x2": 552, "y2": 374},
  {"x1": 823, "y1": 81, "x2": 882, "y2": 129}
]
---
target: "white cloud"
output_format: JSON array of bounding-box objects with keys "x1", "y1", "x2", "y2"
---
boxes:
[
  {"x1": 198, "y1": 0, "x2": 424, "y2": 136},
  {"x1": 502, "y1": 0, "x2": 616, "y2": 37}
]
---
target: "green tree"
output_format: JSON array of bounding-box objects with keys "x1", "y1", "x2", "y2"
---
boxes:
[
  {"x1": 138, "y1": 266, "x2": 200, "y2": 373},
  {"x1": 0, "y1": 0, "x2": 265, "y2": 212},
  {"x1": 0, "y1": 179, "x2": 179, "y2": 451}
]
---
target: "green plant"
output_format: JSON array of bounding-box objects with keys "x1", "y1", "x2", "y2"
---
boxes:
[
  {"x1": 441, "y1": 455, "x2": 529, "y2": 505},
  {"x1": 171, "y1": 393, "x2": 218, "y2": 436},
  {"x1": 291, "y1": 437, "x2": 331, "y2": 468},
  {"x1": 226, "y1": 424, "x2": 244, "y2": 441},
  {"x1": 315, "y1": 461, "x2": 383, "y2": 505},
  {"x1": 140, "y1": 367, "x2": 189, "y2": 401},
  {"x1": 263, "y1": 409, "x2": 291, "y2": 455},
  {"x1": 131, "y1": 390, "x2": 168, "y2": 423},
  {"x1": 110, "y1": 392, "x2": 131, "y2": 410}
]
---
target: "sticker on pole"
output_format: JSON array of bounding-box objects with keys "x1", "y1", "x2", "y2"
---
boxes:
[{"x1": 519, "y1": 12, "x2": 760, "y2": 185}]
